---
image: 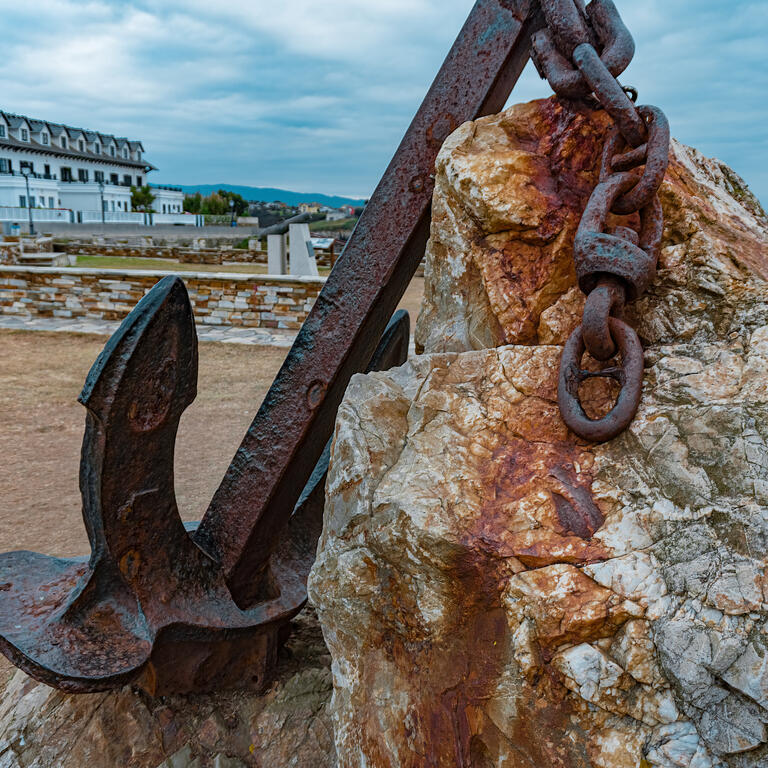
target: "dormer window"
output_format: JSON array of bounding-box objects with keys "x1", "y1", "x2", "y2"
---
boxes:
[
  {"x1": 61, "y1": 136, "x2": 67, "y2": 149},
  {"x1": 78, "y1": 139, "x2": 84, "y2": 151},
  {"x1": 95, "y1": 144, "x2": 100, "y2": 154},
  {"x1": 110, "y1": 146, "x2": 115, "y2": 157},
  {"x1": 122, "y1": 148, "x2": 128, "y2": 159},
  {"x1": 136, "y1": 151, "x2": 141, "y2": 161},
  {"x1": 0, "y1": 126, "x2": 5, "y2": 139},
  {"x1": 41, "y1": 133, "x2": 49, "y2": 145},
  {"x1": 21, "y1": 128, "x2": 28, "y2": 141}
]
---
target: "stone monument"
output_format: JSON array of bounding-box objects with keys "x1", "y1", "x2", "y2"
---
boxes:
[
  {"x1": 289, "y1": 223, "x2": 319, "y2": 277},
  {"x1": 268, "y1": 233, "x2": 288, "y2": 275}
]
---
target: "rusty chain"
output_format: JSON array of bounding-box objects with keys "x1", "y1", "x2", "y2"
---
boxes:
[{"x1": 531, "y1": 0, "x2": 670, "y2": 442}]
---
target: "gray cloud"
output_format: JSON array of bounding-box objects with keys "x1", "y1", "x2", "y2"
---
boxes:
[{"x1": 0, "y1": 0, "x2": 764, "y2": 203}]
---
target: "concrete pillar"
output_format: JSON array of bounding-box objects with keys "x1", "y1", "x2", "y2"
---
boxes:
[
  {"x1": 267, "y1": 233, "x2": 288, "y2": 275},
  {"x1": 288, "y1": 223, "x2": 318, "y2": 277}
]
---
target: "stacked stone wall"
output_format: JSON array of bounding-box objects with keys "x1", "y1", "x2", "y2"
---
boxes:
[
  {"x1": 62, "y1": 243, "x2": 268, "y2": 265},
  {"x1": 0, "y1": 266, "x2": 325, "y2": 329}
]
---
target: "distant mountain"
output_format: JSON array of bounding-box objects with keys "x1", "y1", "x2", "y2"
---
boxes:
[{"x1": 174, "y1": 185, "x2": 367, "y2": 208}]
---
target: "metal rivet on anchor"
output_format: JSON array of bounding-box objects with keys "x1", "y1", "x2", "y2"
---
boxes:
[
  {"x1": 410, "y1": 176, "x2": 425, "y2": 193},
  {"x1": 307, "y1": 381, "x2": 327, "y2": 409}
]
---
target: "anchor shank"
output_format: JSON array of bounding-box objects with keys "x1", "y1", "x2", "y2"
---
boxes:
[{"x1": 194, "y1": 0, "x2": 545, "y2": 607}]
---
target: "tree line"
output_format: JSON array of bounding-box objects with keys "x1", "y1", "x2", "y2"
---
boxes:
[{"x1": 183, "y1": 190, "x2": 249, "y2": 216}]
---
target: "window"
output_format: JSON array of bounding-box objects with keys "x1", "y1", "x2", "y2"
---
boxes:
[
  {"x1": 29, "y1": 196, "x2": 36, "y2": 208},
  {"x1": 41, "y1": 133, "x2": 49, "y2": 145},
  {"x1": 123, "y1": 174, "x2": 132, "y2": 186},
  {"x1": 20, "y1": 161, "x2": 33, "y2": 174},
  {"x1": 20, "y1": 128, "x2": 28, "y2": 141},
  {"x1": 136, "y1": 176, "x2": 143, "y2": 186},
  {"x1": 123, "y1": 148, "x2": 128, "y2": 159},
  {"x1": 78, "y1": 168, "x2": 89, "y2": 182},
  {"x1": 19, "y1": 196, "x2": 26, "y2": 208},
  {"x1": 61, "y1": 136, "x2": 67, "y2": 149},
  {"x1": 44, "y1": 164, "x2": 51, "y2": 178},
  {"x1": 102, "y1": 199, "x2": 108, "y2": 212},
  {"x1": 48, "y1": 197, "x2": 55, "y2": 208},
  {"x1": 94, "y1": 144, "x2": 100, "y2": 154},
  {"x1": 137, "y1": 151, "x2": 141, "y2": 161},
  {"x1": 94, "y1": 171, "x2": 104, "y2": 183},
  {"x1": 110, "y1": 146, "x2": 115, "y2": 157},
  {"x1": 61, "y1": 167, "x2": 72, "y2": 182},
  {"x1": 0, "y1": 125, "x2": 6, "y2": 138},
  {"x1": 0, "y1": 158, "x2": 10, "y2": 173},
  {"x1": 78, "y1": 139, "x2": 84, "y2": 151}
]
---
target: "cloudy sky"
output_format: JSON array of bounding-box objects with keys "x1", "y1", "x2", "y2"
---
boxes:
[{"x1": 0, "y1": 0, "x2": 765, "y2": 203}]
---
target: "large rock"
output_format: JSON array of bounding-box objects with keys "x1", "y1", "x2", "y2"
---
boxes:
[{"x1": 309, "y1": 97, "x2": 768, "y2": 767}]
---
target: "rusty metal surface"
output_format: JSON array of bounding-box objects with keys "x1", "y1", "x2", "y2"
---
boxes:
[
  {"x1": 535, "y1": 0, "x2": 671, "y2": 441},
  {"x1": 531, "y1": 0, "x2": 633, "y2": 99},
  {"x1": 573, "y1": 43, "x2": 647, "y2": 146},
  {"x1": 558, "y1": 317, "x2": 644, "y2": 443},
  {"x1": 581, "y1": 276, "x2": 625, "y2": 360},
  {"x1": 574, "y1": 172, "x2": 658, "y2": 300},
  {"x1": 193, "y1": 0, "x2": 545, "y2": 608},
  {"x1": 0, "y1": 281, "x2": 410, "y2": 693}
]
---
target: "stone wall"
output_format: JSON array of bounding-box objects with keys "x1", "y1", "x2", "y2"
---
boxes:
[
  {"x1": 0, "y1": 237, "x2": 54, "y2": 266},
  {"x1": 0, "y1": 243, "x2": 18, "y2": 265},
  {"x1": 0, "y1": 266, "x2": 325, "y2": 329},
  {"x1": 64, "y1": 243, "x2": 267, "y2": 266}
]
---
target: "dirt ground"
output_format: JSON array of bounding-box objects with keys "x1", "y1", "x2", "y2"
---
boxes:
[{"x1": 0, "y1": 276, "x2": 424, "y2": 558}]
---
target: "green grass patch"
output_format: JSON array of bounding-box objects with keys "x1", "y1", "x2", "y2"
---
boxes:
[
  {"x1": 74, "y1": 254, "x2": 268, "y2": 274},
  {"x1": 309, "y1": 217, "x2": 357, "y2": 232},
  {"x1": 72, "y1": 254, "x2": 331, "y2": 276}
]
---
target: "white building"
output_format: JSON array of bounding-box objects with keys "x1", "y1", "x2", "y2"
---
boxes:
[{"x1": 0, "y1": 111, "x2": 185, "y2": 224}]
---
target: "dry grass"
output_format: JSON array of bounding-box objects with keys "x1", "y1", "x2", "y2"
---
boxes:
[{"x1": 0, "y1": 276, "x2": 424, "y2": 558}]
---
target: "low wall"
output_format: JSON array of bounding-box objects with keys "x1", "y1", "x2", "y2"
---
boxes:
[
  {"x1": 0, "y1": 266, "x2": 326, "y2": 330},
  {"x1": 34, "y1": 223, "x2": 261, "y2": 239},
  {"x1": 66, "y1": 243, "x2": 178, "y2": 259},
  {"x1": 1, "y1": 237, "x2": 55, "y2": 265},
  {"x1": 61, "y1": 243, "x2": 268, "y2": 266}
]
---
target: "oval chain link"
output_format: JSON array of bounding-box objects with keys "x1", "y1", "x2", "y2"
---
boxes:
[{"x1": 533, "y1": 0, "x2": 671, "y2": 442}]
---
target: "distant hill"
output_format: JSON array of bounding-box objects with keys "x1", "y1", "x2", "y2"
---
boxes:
[{"x1": 174, "y1": 185, "x2": 367, "y2": 208}]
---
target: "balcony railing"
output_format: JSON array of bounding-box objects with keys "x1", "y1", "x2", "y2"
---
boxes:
[
  {"x1": 58, "y1": 178, "x2": 134, "y2": 188},
  {"x1": 81, "y1": 211, "x2": 145, "y2": 224},
  {"x1": 0, "y1": 207, "x2": 72, "y2": 222},
  {"x1": 0, "y1": 170, "x2": 58, "y2": 180}
]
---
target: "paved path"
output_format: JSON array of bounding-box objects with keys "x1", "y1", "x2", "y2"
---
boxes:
[{"x1": 0, "y1": 315, "x2": 298, "y2": 348}]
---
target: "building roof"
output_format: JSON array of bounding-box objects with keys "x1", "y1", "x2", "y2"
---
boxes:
[{"x1": 0, "y1": 111, "x2": 154, "y2": 171}]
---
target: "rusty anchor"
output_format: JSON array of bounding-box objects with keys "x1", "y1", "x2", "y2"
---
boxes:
[
  {"x1": 0, "y1": 0, "x2": 545, "y2": 694},
  {"x1": 0, "y1": 0, "x2": 666, "y2": 694},
  {"x1": 0, "y1": 276, "x2": 410, "y2": 693}
]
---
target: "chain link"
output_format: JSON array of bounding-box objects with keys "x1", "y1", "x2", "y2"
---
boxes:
[{"x1": 532, "y1": 0, "x2": 671, "y2": 441}]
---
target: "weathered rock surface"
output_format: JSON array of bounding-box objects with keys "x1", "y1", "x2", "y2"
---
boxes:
[
  {"x1": 416, "y1": 96, "x2": 767, "y2": 355},
  {"x1": 0, "y1": 609, "x2": 336, "y2": 768},
  {"x1": 310, "y1": 97, "x2": 768, "y2": 767}
]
